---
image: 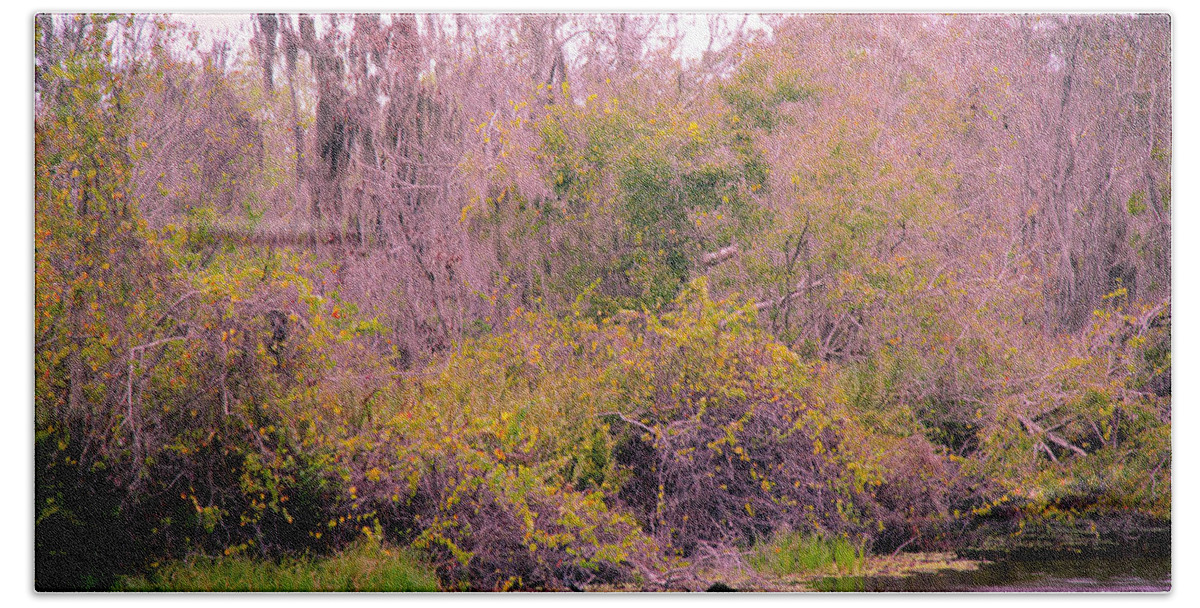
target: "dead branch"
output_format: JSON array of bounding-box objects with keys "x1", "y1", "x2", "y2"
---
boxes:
[
  {"x1": 595, "y1": 410, "x2": 655, "y2": 435},
  {"x1": 1015, "y1": 412, "x2": 1087, "y2": 458},
  {"x1": 700, "y1": 244, "x2": 739, "y2": 267},
  {"x1": 753, "y1": 278, "x2": 824, "y2": 312}
]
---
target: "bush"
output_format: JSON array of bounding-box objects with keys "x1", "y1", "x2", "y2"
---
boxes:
[
  {"x1": 326, "y1": 307, "x2": 659, "y2": 590},
  {"x1": 604, "y1": 280, "x2": 874, "y2": 555},
  {"x1": 34, "y1": 236, "x2": 377, "y2": 586},
  {"x1": 318, "y1": 280, "x2": 882, "y2": 588}
]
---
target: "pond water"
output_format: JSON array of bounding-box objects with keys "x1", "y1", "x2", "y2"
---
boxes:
[{"x1": 811, "y1": 554, "x2": 1170, "y2": 592}]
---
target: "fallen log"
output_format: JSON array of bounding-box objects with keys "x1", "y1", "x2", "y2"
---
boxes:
[
  {"x1": 701, "y1": 244, "x2": 739, "y2": 266},
  {"x1": 1016, "y1": 413, "x2": 1087, "y2": 458}
]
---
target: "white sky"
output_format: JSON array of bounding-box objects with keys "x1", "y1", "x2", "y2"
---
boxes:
[{"x1": 174, "y1": 12, "x2": 771, "y2": 67}]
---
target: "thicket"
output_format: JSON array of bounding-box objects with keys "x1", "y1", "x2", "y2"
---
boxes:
[{"x1": 35, "y1": 14, "x2": 1170, "y2": 591}]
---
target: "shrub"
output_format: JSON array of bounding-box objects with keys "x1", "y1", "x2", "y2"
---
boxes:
[
  {"x1": 326, "y1": 308, "x2": 660, "y2": 590},
  {"x1": 321, "y1": 279, "x2": 881, "y2": 588},
  {"x1": 603, "y1": 280, "x2": 875, "y2": 555}
]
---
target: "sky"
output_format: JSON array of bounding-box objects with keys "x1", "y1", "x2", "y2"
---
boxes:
[{"x1": 173, "y1": 12, "x2": 773, "y2": 69}]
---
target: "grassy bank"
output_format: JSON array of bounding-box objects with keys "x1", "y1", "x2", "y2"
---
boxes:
[
  {"x1": 116, "y1": 538, "x2": 439, "y2": 592},
  {"x1": 749, "y1": 532, "x2": 867, "y2": 578}
]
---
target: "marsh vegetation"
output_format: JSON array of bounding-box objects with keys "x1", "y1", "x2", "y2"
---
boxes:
[{"x1": 35, "y1": 13, "x2": 1170, "y2": 591}]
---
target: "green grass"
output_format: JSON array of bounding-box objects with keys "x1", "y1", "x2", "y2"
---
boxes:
[
  {"x1": 115, "y1": 539, "x2": 440, "y2": 592},
  {"x1": 749, "y1": 531, "x2": 867, "y2": 578}
]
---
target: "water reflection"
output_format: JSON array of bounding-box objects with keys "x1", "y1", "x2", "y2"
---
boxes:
[{"x1": 812, "y1": 555, "x2": 1170, "y2": 592}]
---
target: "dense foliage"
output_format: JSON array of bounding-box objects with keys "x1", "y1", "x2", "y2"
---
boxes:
[{"x1": 35, "y1": 13, "x2": 1170, "y2": 591}]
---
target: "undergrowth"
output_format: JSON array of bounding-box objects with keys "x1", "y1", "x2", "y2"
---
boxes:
[
  {"x1": 115, "y1": 532, "x2": 439, "y2": 592},
  {"x1": 749, "y1": 531, "x2": 867, "y2": 578}
]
